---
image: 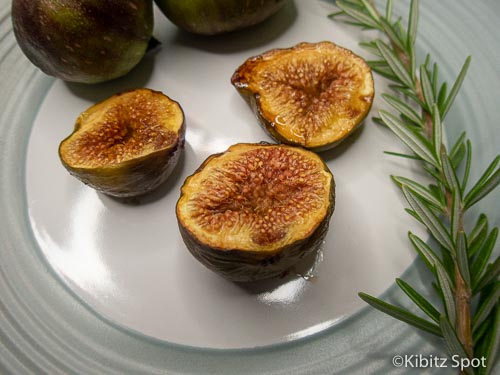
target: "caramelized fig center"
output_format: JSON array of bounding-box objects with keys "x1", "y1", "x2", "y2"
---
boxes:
[
  {"x1": 65, "y1": 92, "x2": 178, "y2": 168},
  {"x1": 259, "y1": 55, "x2": 367, "y2": 141},
  {"x1": 188, "y1": 147, "x2": 328, "y2": 246},
  {"x1": 232, "y1": 41, "x2": 374, "y2": 149}
]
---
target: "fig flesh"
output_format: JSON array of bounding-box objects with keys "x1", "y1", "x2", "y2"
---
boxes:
[
  {"x1": 231, "y1": 41, "x2": 374, "y2": 151},
  {"x1": 59, "y1": 88, "x2": 185, "y2": 197},
  {"x1": 176, "y1": 143, "x2": 335, "y2": 282},
  {"x1": 12, "y1": 0, "x2": 153, "y2": 83},
  {"x1": 154, "y1": 0, "x2": 289, "y2": 35}
]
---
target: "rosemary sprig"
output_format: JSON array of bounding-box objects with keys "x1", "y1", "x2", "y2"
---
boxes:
[{"x1": 331, "y1": 1, "x2": 500, "y2": 373}]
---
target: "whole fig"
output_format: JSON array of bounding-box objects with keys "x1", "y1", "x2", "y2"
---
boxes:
[
  {"x1": 12, "y1": 0, "x2": 153, "y2": 83},
  {"x1": 154, "y1": 0, "x2": 289, "y2": 35}
]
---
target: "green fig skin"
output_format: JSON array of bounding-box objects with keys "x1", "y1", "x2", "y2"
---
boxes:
[
  {"x1": 178, "y1": 197, "x2": 333, "y2": 282},
  {"x1": 60, "y1": 135, "x2": 185, "y2": 198},
  {"x1": 11, "y1": 0, "x2": 154, "y2": 83},
  {"x1": 154, "y1": 0, "x2": 289, "y2": 35}
]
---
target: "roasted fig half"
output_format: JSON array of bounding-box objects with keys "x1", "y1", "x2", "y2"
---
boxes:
[
  {"x1": 231, "y1": 41, "x2": 374, "y2": 151},
  {"x1": 59, "y1": 88, "x2": 185, "y2": 197},
  {"x1": 176, "y1": 143, "x2": 335, "y2": 282}
]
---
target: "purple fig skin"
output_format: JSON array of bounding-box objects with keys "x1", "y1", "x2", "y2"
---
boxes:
[
  {"x1": 154, "y1": 0, "x2": 289, "y2": 35},
  {"x1": 11, "y1": 0, "x2": 153, "y2": 83}
]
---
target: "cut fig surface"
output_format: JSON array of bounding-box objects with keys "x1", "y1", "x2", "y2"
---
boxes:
[
  {"x1": 59, "y1": 88, "x2": 185, "y2": 197},
  {"x1": 176, "y1": 143, "x2": 335, "y2": 282},
  {"x1": 231, "y1": 41, "x2": 374, "y2": 150}
]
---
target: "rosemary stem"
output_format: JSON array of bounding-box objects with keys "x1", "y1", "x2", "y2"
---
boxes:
[
  {"x1": 414, "y1": 79, "x2": 433, "y2": 139},
  {"x1": 396, "y1": 38, "x2": 474, "y2": 361},
  {"x1": 448, "y1": 192, "x2": 473, "y2": 362},
  {"x1": 455, "y1": 262, "x2": 473, "y2": 357}
]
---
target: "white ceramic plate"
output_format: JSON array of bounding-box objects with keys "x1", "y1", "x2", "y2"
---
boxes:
[
  {"x1": 1, "y1": 0, "x2": 499, "y2": 373},
  {"x1": 26, "y1": 0, "x2": 423, "y2": 349}
]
